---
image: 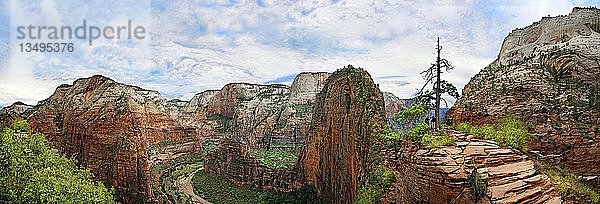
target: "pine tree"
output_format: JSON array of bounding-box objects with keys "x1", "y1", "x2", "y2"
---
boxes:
[{"x1": 415, "y1": 37, "x2": 460, "y2": 130}]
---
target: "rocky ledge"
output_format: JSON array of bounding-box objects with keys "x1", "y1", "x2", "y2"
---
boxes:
[
  {"x1": 384, "y1": 132, "x2": 560, "y2": 204},
  {"x1": 448, "y1": 7, "x2": 600, "y2": 180}
]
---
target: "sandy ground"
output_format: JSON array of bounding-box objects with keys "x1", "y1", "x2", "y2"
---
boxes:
[{"x1": 175, "y1": 167, "x2": 211, "y2": 204}]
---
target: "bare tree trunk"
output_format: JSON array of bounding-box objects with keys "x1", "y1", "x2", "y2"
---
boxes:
[{"x1": 435, "y1": 37, "x2": 441, "y2": 130}]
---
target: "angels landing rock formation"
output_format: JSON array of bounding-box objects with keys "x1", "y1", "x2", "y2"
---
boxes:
[
  {"x1": 448, "y1": 7, "x2": 600, "y2": 182},
  {"x1": 299, "y1": 66, "x2": 386, "y2": 203}
]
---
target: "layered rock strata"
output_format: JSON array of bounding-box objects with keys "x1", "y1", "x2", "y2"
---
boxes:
[
  {"x1": 0, "y1": 71, "x2": 406, "y2": 203},
  {"x1": 383, "y1": 132, "x2": 561, "y2": 204},
  {"x1": 299, "y1": 66, "x2": 387, "y2": 203},
  {"x1": 448, "y1": 7, "x2": 600, "y2": 179}
]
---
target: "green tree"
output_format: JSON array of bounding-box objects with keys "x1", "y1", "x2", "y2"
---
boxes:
[
  {"x1": 0, "y1": 120, "x2": 115, "y2": 203},
  {"x1": 415, "y1": 37, "x2": 460, "y2": 130}
]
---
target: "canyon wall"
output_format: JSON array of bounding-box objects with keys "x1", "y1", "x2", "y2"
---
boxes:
[
  {"x1": 299, "y1": 66, "x2": 386, "y2": 203},
  {"x1": 0, "y1": 70, "x2": 406, "y2": 203}
]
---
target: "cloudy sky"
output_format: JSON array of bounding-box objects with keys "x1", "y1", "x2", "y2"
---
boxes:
[{"x1": 0, "y1": 0, "x2": 599, "y2": 108}]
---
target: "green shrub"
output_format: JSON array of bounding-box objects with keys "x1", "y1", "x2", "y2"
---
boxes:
[
  {"x1": 0, "y1": 120, "x2": 115, "y2": 203},
  {"x1": 356, "y1": 167, "x2": 395, "y2": 204},
  {"x1": 459, "y1": 117, "x2": 531, "y2": 151},
  {"x1": 380, "y1": 125, "x2": 402, "y2": 147},
  {"x1": 469, "y1": 124, "x2": 495, "y2": 140},
  {"x1": 422, "y1": 134, "x2": 455, "y2": 149},
  {"x1": 456, "y1": 122, "x2": 472, "y2": 133},
  {"x1": 536, "y1": 162, "x2": 599, "y2": 203},
  {"x1": 495, "y1": 116, "x2": 530, "y2": 151},
  {"x1": 11, "y1": 118, "x2": 30, "y2": 133},
  {"x1": 407, "y1": 122, "x2": 430, "y2": 139},
  {"x1": 356, "y1": 185, "x2": 382, "y2": 204},
  {"x1": 468, "y1": 168, "x2": 486, "y2": 202}
]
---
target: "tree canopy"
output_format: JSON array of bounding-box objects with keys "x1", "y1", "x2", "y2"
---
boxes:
[{"x1": 0, "y1": 118, "x2": 115, "y2": 203}]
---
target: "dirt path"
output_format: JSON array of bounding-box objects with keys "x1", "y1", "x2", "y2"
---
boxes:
[{"x1": 175, "y1": 167, "x2": 210, "y2": 204}]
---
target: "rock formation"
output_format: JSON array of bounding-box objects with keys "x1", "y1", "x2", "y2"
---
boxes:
[
  {"x1": 26, "y1": 75, "x2": 195, "y2": 203},
  {"x1": 448, "y1": 7, "x2": 600, "y2": 180},
  {"x1": 383, "y1": 132, "x2": 560, "y2": 204},
  {"x1": 0, "y1": 70, "x2": 406, "y2": 203},
  {"x1": 299, "y1": 65, "x2": 386, "y2": 203},
  {"x1": 0, "y1": 101, "x2": 34, "y2": 126},
  {"x1": 383, "y1": 92, "x2": 412, "y2": 119}
]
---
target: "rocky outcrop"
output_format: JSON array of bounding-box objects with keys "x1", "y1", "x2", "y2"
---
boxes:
[
  {"x1": 299, "y1": 65, "x2": 386, "y2": 203},
  {"x1": 383, "y1": 132, "x2": 561, "y2": 204},
  {"x1": 448, "y1": 7, "x2": 600, "y2": 179},
  {"x1": 383, "y1": 92, "x2": 412, "y2": 118},
  {"x1": 0, "y1": 101, "x2": 34, "y2": 126},
  {"x1": 26, "y1": 75, "x2": 198, "y2": 203}
]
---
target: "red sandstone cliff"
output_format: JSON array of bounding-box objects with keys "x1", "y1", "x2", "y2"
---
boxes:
[
  {"x1": 0, "y1": 71, "x2": 406, "y2": 203},
  {"x1": 299, "y1": 65, "x2": 386, "y2": 203}
]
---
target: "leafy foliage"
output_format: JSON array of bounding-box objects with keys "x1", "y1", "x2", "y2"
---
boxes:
[
  {"x1": 392, "y1": 105, "x2": 428, "y2": 128},
  {"x1": 293, "y1": 104, "x2": 313, "y2": 116},
  {"x1": 355, "y1": 167, "x2": 395, "y2": 204},
  {"x1": 192, "y1": 171, "x2": 316, "y2": 204},
  {"x1": 247, "y1": 149, "x2": 299, "y2": 170},
  {"x1": 422, "y1": 134, "x2": 455, "y2": 149},
  {"x1": 456, "y1": 122, "x2": 472, "y2": 133},
  {"x1": 536, "y1": 162, "x2": 599, "y2": 203},
  {"x1": 11, "y1": 118, "x2": 30, "y2": 133},
  {"x1": 495, "y1": 117, "x2": 531, "y2": 151},
  {"x1": 407, "y1": 122, "x2": 430, "y2": 139},
  {"x1": 379, "y1": 124, "x2": 402, "y2": 147},
  {"x1": 0, "y1": 121, "x2": 115, "y2": 203},
  {"x1": 456, "y1": 117, "x2": 531, "y2": 151},
  {"x1": 468, "y1": 168, "x2": 486, "y2": 202}
]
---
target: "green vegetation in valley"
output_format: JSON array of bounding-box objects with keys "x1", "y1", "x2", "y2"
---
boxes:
[
  {"x1": 0, "y1": 118, "x2": 115, "y2": 203},
  {"x1": 158, "y1": 154, "x2": 204, "y2": 204},
  {"x1": 192, "y1": 171, "x2": 316, "y2": 204},
  {"x1": 209, "y1": 114, "x2": 233, "y2": 136},
  {"x1": 456, "y1": 116, "x2": 531, "y2": 151},
  {"x1": 248, "y1": 149, "x2": 299, "y2": 170},
  {"x1": 535, "y1": 162, "x2": 599, "y2": 203},
  {"x1": 202, "y1": 139, "x2": 218, "y2": 154},
  {"x1": 355, "y1": 167, "x2": 395, "y2": 204}
]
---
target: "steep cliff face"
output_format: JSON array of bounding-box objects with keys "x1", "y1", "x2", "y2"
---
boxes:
[
  {"x1": 299, "y1": 66, "x2": 386, "y2": 203},
  {"x1": 448, "y1": 7, "x2": 600, "y2": 177},
  {"x1": 26, "y1": 75, "x2": 196, "y2": 203},
  {"x1": 383, "y1": 92, "x2": 412, "y2": 118}
]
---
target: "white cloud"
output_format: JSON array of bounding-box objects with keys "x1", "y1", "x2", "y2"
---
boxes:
[{"x1": 1, "y1": 0, "x2": 597, "y2": 107}]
